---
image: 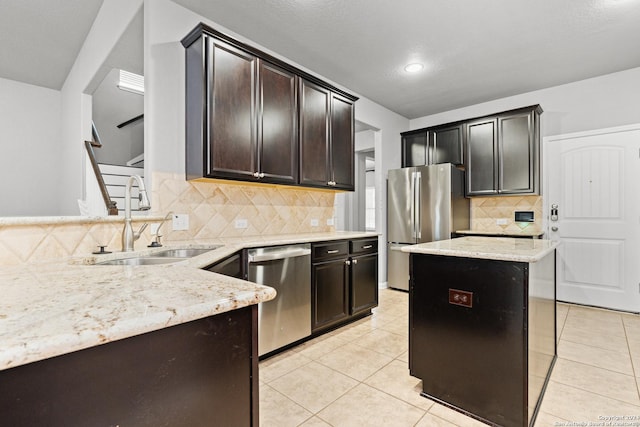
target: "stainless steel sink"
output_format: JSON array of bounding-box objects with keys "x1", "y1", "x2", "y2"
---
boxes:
[
  {"x1": 154, "y1": 247, "x2": 221, "y2": 258},
  {"x1": 97, "y1": 257, "x2": 183, "y2": 266},
  {"x1": 95, "y1": 245, "x2": 222, "y2": 266}
]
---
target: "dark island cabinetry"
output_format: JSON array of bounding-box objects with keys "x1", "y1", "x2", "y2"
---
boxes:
[
  {"x1": 409, "y1": 249, "x2": 556, "y2": 427},
  {"x1": 0, "y1": 306, "x2": 259, "y2": 426},
  {"x1": 312, "y1": 238, "x2": 378, "y2": 332},
  {"x1": 183, "y1": 23, "x2": 357, "y2": 190}
]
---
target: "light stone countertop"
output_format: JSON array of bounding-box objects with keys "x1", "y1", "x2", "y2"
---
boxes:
[
  {"x1": 0, "y1": 215, "x2": 165, "y2": 226},
  {"x1": 455, "y1": 229, "x2": 545, "y2": 237},
  {"x1": 1, "y1": 231, "x2": 377, "y2": 371},
  {"x1": 402, "y1": 236, "x2": 558, "y2": 263}
]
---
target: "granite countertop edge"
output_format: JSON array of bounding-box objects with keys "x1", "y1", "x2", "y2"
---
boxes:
[
  {"x1": 402, "y1": 236, "x2": 559, "y2": 263},
  {"x1": 1, "y1": 231, "x2": 378, "y2": 371}
]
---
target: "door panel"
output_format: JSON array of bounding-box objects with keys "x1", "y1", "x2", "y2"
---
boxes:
[
  {"x1": 431, "y1": 124, "x2": 463, "y2": 165},
  {"x1": 312, "y1": 260, "x2": 349, "y2": 330},
  {"x1": 466, "y1": 118, "x2": 498, "y2": 195},
  {"x1": 417, "y1": 164, "x2": 452, "y2": 242},
  {"x1": 402, "y1": 132, "x2": 428, "y2": 167},
  {"x1": 546, "y1": 126, "x2": 640, "y2": 312},
  {"x1": 330, "y1": 94, "x2": 354, "y2": 189},
  {"x1": 351, "y1": 253, "x2": 378, "y2": 315},
  {"x1": 499, "y1": 112, "x2": 534, "y2": 193},
  {"x1": 299, "y1": 80, "x2": 330, "y2": 186},
  {"x1": 208, "y1": 39, "x2": 257, "y2": 178},
  {"x1": 562, "y1": 239, "x2": 622, "y2": 289},
  {"x1": 387, "y1": 167, "x2": 415, "y2": 243},
  {"x1": 259, "y1": 61, "x2": 297, "y2": 183},
  {"x1": 388, "y1": 243, "x2": 410, "y2": 291}
]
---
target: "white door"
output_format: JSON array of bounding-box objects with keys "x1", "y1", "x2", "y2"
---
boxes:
[{"x1": 545, "y1": 124, "x2": 640, "y2": 313}]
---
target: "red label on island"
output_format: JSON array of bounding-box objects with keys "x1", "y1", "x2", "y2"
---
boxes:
[{"x1": 449, "y1": 289, "x2": 473, "y2": 308}]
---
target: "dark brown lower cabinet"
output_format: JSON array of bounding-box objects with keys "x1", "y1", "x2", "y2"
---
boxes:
[
  {"x1": 350, "y1": 252, "x2": 378, "y2": 315},
  {"x1": 0, "y1": 306, "x2": 259, "y2": 427},
  {"x1": 312, "y1": 256, "x2": 350, "y2": 330},
  {"x1": 312, "y1": 238, "x2": 378, "y2": 332}
]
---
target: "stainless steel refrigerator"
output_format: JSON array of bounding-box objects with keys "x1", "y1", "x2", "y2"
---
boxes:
[{"x1": 387, "y1": 163, "x2": 469, "y2": 290}]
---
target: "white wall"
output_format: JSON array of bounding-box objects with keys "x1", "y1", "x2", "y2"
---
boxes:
[
  {"x1": 410, "y1": 67, "x2": 640, "y2": 137},
  {"x1": 0, "y1": 78, "x2": 62, "y2": 216},
  {"x1": 353, "y1": 97, "x2": 409, "y2": 285}
]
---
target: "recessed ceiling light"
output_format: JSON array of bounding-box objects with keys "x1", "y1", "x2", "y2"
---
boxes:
[{"x1": 404, "y1": 63, "x2": 424, "y2": 73}]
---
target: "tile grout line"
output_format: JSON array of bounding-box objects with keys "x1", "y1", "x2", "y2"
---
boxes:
[
  {"x1": 550, "y1": 358, "x2": 640, "y2": 407},
  {"x1": 622, "y1": 319, "x2": 640, "y2": 403}
]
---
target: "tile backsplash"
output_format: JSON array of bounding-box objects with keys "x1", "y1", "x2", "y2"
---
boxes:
[
  {"x1": 0, "y1": 220, "x2": 140, "y2": 266},
  {"x1": 152, "y1": 172, "x2": 335, "y2": 242},
  {"x1": 470, "y1": 195, "x2": 543, "y2": 235},
  {"x1": 0, "y1": 174, "x2": 542, "y2": 266},
  {"x1": 0, "y1": 174, "x2": 336, "y2": 266}
]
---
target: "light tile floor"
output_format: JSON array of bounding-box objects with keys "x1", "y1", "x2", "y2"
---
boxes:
[{"x1": 259, "y1": 288, "x2": 640, "y2": 426}]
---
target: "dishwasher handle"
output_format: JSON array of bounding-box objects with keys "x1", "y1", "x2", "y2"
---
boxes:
[{"x1": 248, "y1": 248, "x2": 311, "y2": 263}]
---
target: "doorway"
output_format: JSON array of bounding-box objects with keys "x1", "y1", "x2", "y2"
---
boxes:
[
  {"x1": 335, "y1": 124, "x2": 379, "y2": 232},
  {"x1": 544, "y1": 124, "x2": 640, "y2": 312}
]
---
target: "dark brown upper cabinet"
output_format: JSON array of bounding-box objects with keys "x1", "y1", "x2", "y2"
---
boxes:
[
  {"x1": 401, "y1": 123, "x2": 463, "y2": 167},
  {"x1": 465, "y1": 106, "x2": 541, "y2": 196},
  {"x1": 300, "y1": 80, "x2": 355, "y2": 190},
  {"x1": 401, "y1": 130, "x2": 427, "y2": 167},
  {"x1": 258, "y1": 61, "x2": 298, "y2": 183},
  {"x1": 429, "y1": 123, "x2": 463, "y2": 165},
  {"x1": 465, "y1": 117, "x2": 499, "y2": 195},
  {"x1": 182, "y1": 24, "x2": 357, "y2": 190}
]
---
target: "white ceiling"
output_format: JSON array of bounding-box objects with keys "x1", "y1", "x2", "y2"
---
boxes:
[
  {"x1": 0, "y1": 0, "x2": 104, "y2": 90},
  {"x1": 2, "y1": 0, "x2": 640, "y2": 119}
]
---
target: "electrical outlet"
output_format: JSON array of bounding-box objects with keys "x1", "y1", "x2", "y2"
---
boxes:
[
  {"x1": 235, "y1": 219, "x2": 248, "y2": 229},
  {"x1": 310, "y1": 219, "x2": 319, "y2": 227},
  {"x1": 496, "y1": 218, "x2": 508, "y2": 225},
  {"x1": 172, "y1": 214, "x2": 189, "y2": 231},
  {"x1": 326, "y1": 218, "x2": 335, "y2": 226},
  {"x1": 150, "y1": 223, "x2": 161, "y2": 235}
]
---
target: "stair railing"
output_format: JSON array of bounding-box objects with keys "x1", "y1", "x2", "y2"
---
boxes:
[{"x1": 85, "y1": 122, "x2": 118, "y2": 215}]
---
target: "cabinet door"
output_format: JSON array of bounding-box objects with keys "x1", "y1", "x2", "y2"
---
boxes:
[
  {"x1": 498, "y1": 111, "x2": 536, "y2": 194},
  {"x1": 430, "y1": 124, "x2": 463, "y2": 165},
  {"x1": 207, "y1": 38, "x2": 257, "y2": 179},
  {"x1": 466, "y1": 118, "x2": 498, "y2": 196},
  {"x1": 330, "y1": 93, "x2": 355, "y2": 190},
  {"x1": 350, "y1": 253, "x2": 378, "y2": 315},
  {"x1": 401, "y1": 131, "x2": 428, "y2": 167},
  {"x1": 259, "y1": 61, "x2": 298, "y2": 184},
  {"x1": 299, "y1": 79, "x2": 330, "y2": 187},
  {"x1": 312, "y1": 259, "x2": 349, "y2": 331}
]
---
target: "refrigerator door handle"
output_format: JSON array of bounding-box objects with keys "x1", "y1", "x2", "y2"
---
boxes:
[
  {"x1": 410, "y1": 171, "x2": 416, "y2": 239},
  {"x1": 415, "y1": 171, "x2": 421, "y2": 239}
]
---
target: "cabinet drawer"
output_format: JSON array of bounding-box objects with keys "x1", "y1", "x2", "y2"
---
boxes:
[
  {"x1": 350, "y1": 238, "x2": 377, "y2": 254},
  {"x1": 312, "y1": 241, "x2": 349, "y2": 261}
]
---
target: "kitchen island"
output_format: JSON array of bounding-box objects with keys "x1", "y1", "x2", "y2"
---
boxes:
[
  {"x1": 403, "y1": 236, "x2": 558, "y2": 427},
  {"x1": 0, "y1": 231, "x2": 375, "y2": 426}
]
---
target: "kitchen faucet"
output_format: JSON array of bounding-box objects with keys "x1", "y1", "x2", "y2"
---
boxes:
[
  {"x1": 122, "y1": 175, "x2": 151, "y2": 251},
  {"x1": 148, "y1": 211, "x2": 174, "y2": 247}
]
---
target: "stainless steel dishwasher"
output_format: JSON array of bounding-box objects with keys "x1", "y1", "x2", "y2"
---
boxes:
[{"x1": 248, "y1": 244, "x2": 311, "y2": 356}]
